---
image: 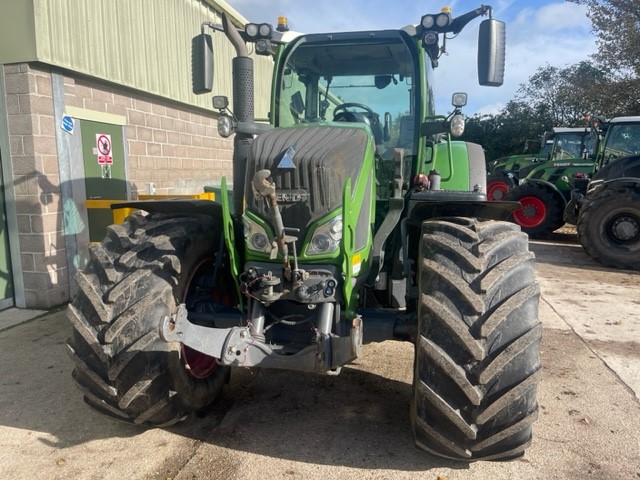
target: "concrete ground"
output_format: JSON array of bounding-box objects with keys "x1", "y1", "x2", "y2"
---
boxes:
[{"x1": 0, "y1": 229, "x2": 639, "y2": 479}]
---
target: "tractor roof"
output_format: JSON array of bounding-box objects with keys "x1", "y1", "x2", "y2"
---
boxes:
[
  {"x1": 609, "y1": 116, "x2": 640, "y2": 124},
  {"x1": 552, "y1": 127, "x2": 588, "y2": 133}
]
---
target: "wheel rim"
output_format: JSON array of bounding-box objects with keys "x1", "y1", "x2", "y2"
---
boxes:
[
  {"x1": 487, "y1": 180, "x2": 509, "y2": 201},
  {"x1": 513, "y1": 196, "x2": 546, "y2": 228},
  {"x1": 181, "y1": 257, "x2": 222, "y2": 380},
  {"x1": 606, "y1": 213, "x2": 640, "y2": 244}
]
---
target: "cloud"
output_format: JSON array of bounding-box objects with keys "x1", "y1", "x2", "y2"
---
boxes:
[{"x1": 227, "y1": 0, "x2": 597, "y2": 115}]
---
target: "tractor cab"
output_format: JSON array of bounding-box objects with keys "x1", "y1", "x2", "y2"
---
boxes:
[{"x1": 274, "y1": 30, "x2": 420, "y2": 156}]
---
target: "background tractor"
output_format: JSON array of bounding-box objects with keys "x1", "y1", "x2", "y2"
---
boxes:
[
  {"x1": 66, "y1": 6, "x2": 542, "y2": 461},
  {"x1": 504, "y1": 126, "x2": 598, "y2": 237},
  {"x1": 486, "y1": 132, "x2": 553, "y2": 200},
  {"x1": 564, "y1": 116, "x2": 640, "y2": 270}
]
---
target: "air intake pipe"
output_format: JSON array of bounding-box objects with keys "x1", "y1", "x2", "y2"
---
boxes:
[{"x1": 221, "y1": 13, "x2": 254, "y2": 216}]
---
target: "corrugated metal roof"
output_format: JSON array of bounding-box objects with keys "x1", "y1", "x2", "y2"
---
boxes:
[{"x1": 1, "y1": 0, "x2": 272, "y2": 116}]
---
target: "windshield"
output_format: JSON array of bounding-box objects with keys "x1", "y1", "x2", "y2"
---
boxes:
[
  {"x1": 275, "y1": 33, "x2": 420, "y2": 154},
  {"x1": 603, "y1": 123, "x2": 640, "y2": 163},
  {"x1": 551, "y1": 131, "x2": 597, "y2": 160}
]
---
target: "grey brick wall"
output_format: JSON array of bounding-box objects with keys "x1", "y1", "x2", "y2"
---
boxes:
[
  {"x1": 4, "y1": 63, "x2": 69, "y2": 308},
  {"x1": 63, "y1": 74, "x2": 233, "y2": 196}
]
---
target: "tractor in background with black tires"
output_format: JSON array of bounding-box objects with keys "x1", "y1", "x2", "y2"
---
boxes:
[
  {"x1": 504, "y1": 126, "x2": 598, "y2": 237},
  {"x1": 564, "y1": 116, "x2": 640, "y2": 270},
  {"x1": 66, "y1": 6, "x2": 542, "y2": 462},
  {"x1": 486, "y1": 133, "x2": 553, "y2": 201}
]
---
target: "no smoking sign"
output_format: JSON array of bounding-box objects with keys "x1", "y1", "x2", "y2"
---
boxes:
[{"x1": 96, "y1": 134, "x2": 113, "y2": 164}]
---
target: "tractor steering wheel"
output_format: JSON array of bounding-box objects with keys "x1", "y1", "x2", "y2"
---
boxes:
[
  {"x1": 333, "y1": 103, "x2": 375, "y2": 122},
  {"x1": 333, "y1": 103, "x2": 384, "y2": 144}
]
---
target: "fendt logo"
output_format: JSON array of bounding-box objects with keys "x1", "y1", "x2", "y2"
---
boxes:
[{"x1": 276, "y1": 190, "x2": 309, "y2": 203}]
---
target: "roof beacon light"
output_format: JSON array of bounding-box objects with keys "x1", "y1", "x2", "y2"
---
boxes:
[{"x1": 277, "y1": 16, "x2": 289, "y2": 32}]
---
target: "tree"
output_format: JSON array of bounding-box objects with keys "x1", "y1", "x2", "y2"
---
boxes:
[
  {"x1": 463, "y1": 100, "x2": 554, "y2": 161},
  {"x1": 515, "y1": 62, "x2": 618, "y2": 125},
  {"x1": 568, "y1": 0, "x2": 640, "y2": 115},
  {"x1": 568, "y1": 0, "x2": 640, "y2": 77}
]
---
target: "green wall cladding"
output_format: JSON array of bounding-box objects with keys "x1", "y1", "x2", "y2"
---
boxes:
[{"x1": 0, "y1": 0, "x2": 273, "y2": 117}]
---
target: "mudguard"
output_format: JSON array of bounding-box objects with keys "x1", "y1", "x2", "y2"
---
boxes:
[{"x1": 519, "y1": 178, "x2": 568, "y2": 207}]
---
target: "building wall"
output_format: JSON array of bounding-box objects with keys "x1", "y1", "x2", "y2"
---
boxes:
[
  {"x1": 62, "y1": 73, "x2": 233, "y2": 196},
  {"x1": 3, "y1": 62, "x2": 233, "y2": 308},
  {"x1": 4, "y1": 63, "x2": 68, "y2": 308},
  {"x1": 0, "y1": 0, "x2": 273, "y2": 119}
]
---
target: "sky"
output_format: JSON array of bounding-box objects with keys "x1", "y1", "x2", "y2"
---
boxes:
[{"x1": 227, "y1": 0, "x2": 597, "y2": 116}]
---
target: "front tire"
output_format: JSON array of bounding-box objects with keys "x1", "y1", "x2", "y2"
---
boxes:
[
  {"x1": 506, "y1": 183, "x2": 565, "y2": 238},
  {"x1": 577, "y1": 186, "x2": 640, "y2": 270},
  {"x1": 411, "y1": 218, "x2": 541, "y2": 461},
  {"x1": 486, "y1": 173, "x2": 516, "y2": 201},
  {"x1": 66, "y1": 212, "x2": 231, "y2": 425}
]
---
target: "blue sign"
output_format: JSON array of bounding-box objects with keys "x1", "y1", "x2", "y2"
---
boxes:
[{"x1": 61, "y1": 115, "x2": 74, "y2": 134}]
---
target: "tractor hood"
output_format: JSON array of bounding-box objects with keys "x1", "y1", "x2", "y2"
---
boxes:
[{"x1": 244, "y1": 125, "x2": 372, "y2": 232}]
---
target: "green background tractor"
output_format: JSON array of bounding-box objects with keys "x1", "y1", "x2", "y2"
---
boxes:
[
  {"x1": 486, "y1": 132, "x2": 552, "y2": 200},
  {"x1": 66, "y1": 6, "x2": 541, "y2": 461},
  {"x1": 504, "y1": 126, "x2": 598, "y2": 237},
  {"x1": 565, "y1": 116, "x2": 640, "y2": 269}
]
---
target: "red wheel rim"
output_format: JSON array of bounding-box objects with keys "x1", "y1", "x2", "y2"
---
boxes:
[
  {"x1": 181, "y1": 258, "x2": 222, "y2": 379},
  {"x1": 487, "y1": 180, "x2": 509, "y2": 201},
  {"x1": 183, "y1": 345, "x2": 218, "y2": 379},
  {"x1": 513, "y1": 195, "x2": 546, "y2": 228}
]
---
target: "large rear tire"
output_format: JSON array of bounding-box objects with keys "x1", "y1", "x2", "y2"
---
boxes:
[
  {"x1": 577, "y1": 186, "x2": 640, "y2": 270},
  {"x1": 66, "y1": 212, "x2": 231, "y2": 425},
  {"x1": 505, "y1": 182, "x2": 564, "y2": 238},
  {"x1": 411, "y1": 218, "x2": 541, "y2": 461}
]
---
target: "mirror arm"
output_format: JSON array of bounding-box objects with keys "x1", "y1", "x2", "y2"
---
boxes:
[
  {"x1": 450, "y1": 5, "x2": 491, "y2": 34},
  {"x1": 201, "y1": 21, "x2": 222, "y2": 35}
]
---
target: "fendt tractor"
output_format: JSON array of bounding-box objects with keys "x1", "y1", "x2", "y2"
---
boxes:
[
  {"x1": 564, "y1": 116, "x2": 640, "y2": 270},
  {"x1": 504, "y1": 126, "x2": 597, "y2": 237},
  {"x1": 67, "y1": 6, "x2": 542, "y2": 461},
  {"x1": 486, "y1": 133, "x2": 553, "y2": 200}
]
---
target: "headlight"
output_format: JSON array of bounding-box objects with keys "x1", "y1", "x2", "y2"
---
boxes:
[
  {"x1": 436, "y1": 13, "x2": 450, "y2": 28},
  {"x1": 255, "y1": 39, "x2": 272, "y2": 55},
  {"x1": 245, "y1": 24, "x2": 259, "y2": 39},
  {"x1": 217, "y1": 114, "x2": 235, "y2": 138},
  {"x1": 258, "y1": 23, "x2": 272, "y2": 38},
  {"x1": 423, "y1": 31, "x2": 438, "y2": 46},
  {"x1": 243, "y1": 215, "x2": 273, "y2": 254},
  {"x1": 306, "y1": 215, "x2": 342, "y2": 256},
  {"x1": 450, "y1": 114, "x2": 465, "y2": 137},
  {"x1": 421, "y1": 15, "x2": 435, "y2": 29}
]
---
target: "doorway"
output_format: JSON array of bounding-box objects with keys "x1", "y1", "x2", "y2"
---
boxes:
[{"x1": 79, "y1": 120, "x2": 127, "y2": 242}]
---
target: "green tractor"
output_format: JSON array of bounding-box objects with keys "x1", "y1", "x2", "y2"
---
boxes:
[
  {"x1": 66, "y1": 6, "x2": 541, "y2": 461},
  {"x1": 564, "y1": 116, "x2": 640, "y2": 270},
  {"x1": 486, "y1": 133, "x2": 553, "y2": 200},
  {"x1": 504, "y1": 126, "x2": 598, "y2": 237}
]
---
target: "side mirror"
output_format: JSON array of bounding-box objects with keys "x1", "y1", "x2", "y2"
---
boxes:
[
  {"x1": 290, "y1": 91, "x2": 305, "y2": 116},
  {"x1": 384, "y1": 112, "x2": 392, "y2": 142},
  {"x1": 477, "y1": 19, "x2": 505, "y2": 87},
  {"x1": 192, "y1": 33, "x2": 214, "y2": 94}
]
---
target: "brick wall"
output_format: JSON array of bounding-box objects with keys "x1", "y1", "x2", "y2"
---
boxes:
[
  {"x1": 3, "y1": 62, "x2": 235, "y2": 308},
  {"x1": 4, "y1": 63, "x2": 68, "y2": 308},
  {"x1": 63, "y1": 74, "x2": 234, "y2": 196}
]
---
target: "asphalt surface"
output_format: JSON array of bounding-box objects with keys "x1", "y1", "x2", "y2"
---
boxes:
[{"x1": 1, "y1": 228, "x2": 639, "y2": 480}]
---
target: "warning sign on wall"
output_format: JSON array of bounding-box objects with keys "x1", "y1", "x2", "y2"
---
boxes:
[{"x1": 96, "y1": 134, "x2": 113, "y2": 164}]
